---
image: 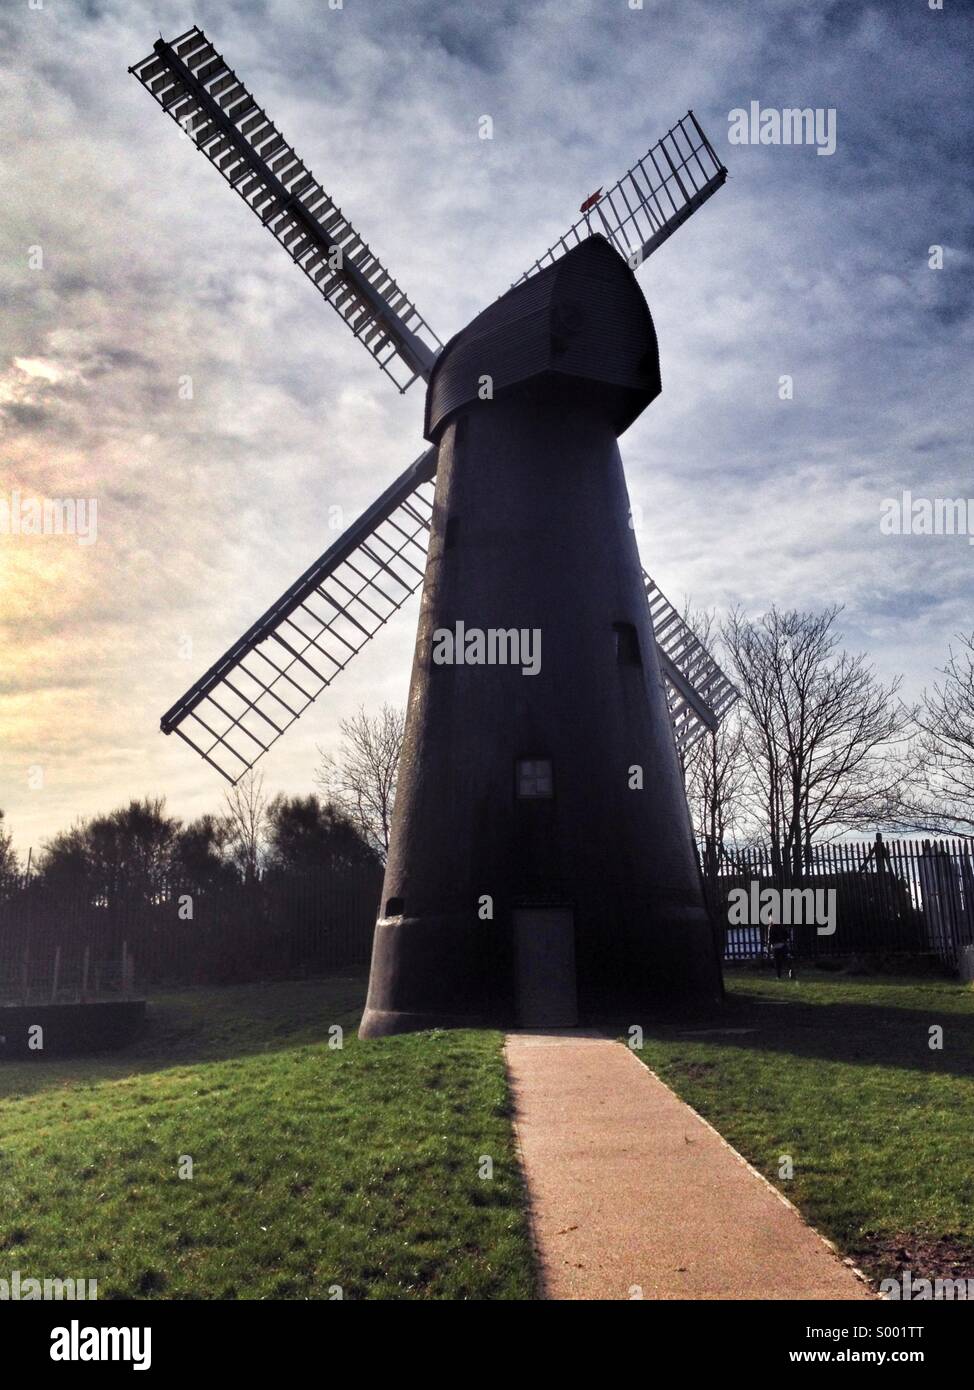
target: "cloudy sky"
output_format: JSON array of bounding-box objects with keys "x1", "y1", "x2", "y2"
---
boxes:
[{"x1": 1, "y1": 0, "x2": 971, "y2": 857}]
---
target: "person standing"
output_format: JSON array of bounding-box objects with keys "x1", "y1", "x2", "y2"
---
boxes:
[{"x1": 767, "y1": 922, "x2": 796, "y2": 980}]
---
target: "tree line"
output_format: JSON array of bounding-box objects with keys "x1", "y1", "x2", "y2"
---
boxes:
[{"x1": 0, "y1": 787, "x2": 380, "y2": 909}]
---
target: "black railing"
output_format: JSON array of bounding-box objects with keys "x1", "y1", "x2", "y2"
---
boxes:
[
  {"x1": 700, "y1": 834, "x2": 974, "y2": 969},
  {"x1": 0, "y1": 865, "x2": 382, "y2": 1000}
]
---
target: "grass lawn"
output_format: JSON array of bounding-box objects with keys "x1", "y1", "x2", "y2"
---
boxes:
[
  {"x1": 633, "y1": 968, "x2": 974, "y2": 1285},
  {"x1": 0, "y1": 976, "x2": 536, "y2": 1300},
  {"x1": 4, "y1": 966, "x2": 970, "y2": 1300}
]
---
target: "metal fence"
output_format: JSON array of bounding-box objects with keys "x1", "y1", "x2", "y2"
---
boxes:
[
  {"x1": 0, "y1": 937, "x2": 135, "y2": 1007},
  {"x1": 0, "y1": 865, "x2": 382, "y2": 1001},
  {"x1": 707, "y1": 834, "x2": 974, "y2": 969}
]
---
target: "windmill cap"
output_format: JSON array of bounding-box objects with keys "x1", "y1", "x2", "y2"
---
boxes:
[{"x1": 424, "y1": 235, "x2": 661, "y2": 443}]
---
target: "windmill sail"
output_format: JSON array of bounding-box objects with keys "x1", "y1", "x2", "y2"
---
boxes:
[
  {"x1": 643, "y1": 573, "x2": 739, "y2": 751},
  {"x1": 130, "y1": 27, "x2": 441, "y2": 391},
  {"x1": 160, "y1": 450, "x2": 437, "y2": 782},
  {"x1": 514, "y1": 112, "x2": 726, "y2": 285}
]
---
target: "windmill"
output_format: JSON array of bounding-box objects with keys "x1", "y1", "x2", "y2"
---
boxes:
[{"x1": 131, "y1": 27, "x2": 739, "y2": 1035}]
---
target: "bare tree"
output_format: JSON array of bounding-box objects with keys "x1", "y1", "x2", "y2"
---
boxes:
[
  {"x1": 677, "y1": 607, "x2": 750, "y2": 883},
  {"x1": 316, "y1": 704, "x2": 405, "y2": 861},
  {"x1": 900, "y1": 632, "x2": 974, "y2": 836},
  {"x1": 0, "y1": 809, "x2": 19, "y2": 899},
  {"x1": 223, "y1": 770, "x2": 268, "y2": 884},
  {"x1": 685, "y1": 710, "x2": 750, "y2": 873},
  {"x1": 722, "y1": 604, "x2": 908, "y2": 875}
]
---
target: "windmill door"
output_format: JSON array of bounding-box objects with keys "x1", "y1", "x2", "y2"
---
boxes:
[{"x1": 513, "y1": 908, "x2": 578, "y2": 1027}]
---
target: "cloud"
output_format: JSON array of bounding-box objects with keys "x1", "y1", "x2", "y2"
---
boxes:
[{"x1": 0, "y1": 0, "x2": 972, "y2": 854}]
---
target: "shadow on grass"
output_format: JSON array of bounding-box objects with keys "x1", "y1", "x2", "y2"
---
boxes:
[
  {"x1": 0, "y1": 973, "x2": 370, "y2": 1101},
  {"x1": 596, "y1": 970, "x2": 974, "y2": 1081},
  {"x1": 6, "y1": 968, "x2": 969, "y2": 1101}
]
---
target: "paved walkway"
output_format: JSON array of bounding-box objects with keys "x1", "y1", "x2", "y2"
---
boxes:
[{"x1": 505, "y1": 1031, "x2": 874, "y2": 1301}]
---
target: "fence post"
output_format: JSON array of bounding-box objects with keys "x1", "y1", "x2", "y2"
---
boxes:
[{"x1": 121, "y1": 941, "x2": 135, "y2": 997}]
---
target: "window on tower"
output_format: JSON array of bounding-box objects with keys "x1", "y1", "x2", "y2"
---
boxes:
[
  {"x1": 613, "y1": 621, "x2": 642, "y2": 667},
  {"x1": 516, "y1": 758, "x2": 554, "y2": 799}
]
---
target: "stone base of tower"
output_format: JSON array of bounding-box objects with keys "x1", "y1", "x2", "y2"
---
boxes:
[
  {"x1": 358, "y1": 896, "x2": 723, "y2": 1039},
  {"x1": 359, "y1": 1007, "x2": 487, "y2": 1038},
  {"x1": 359, "y1": 912, "x2": 490, "y2": 1038}
]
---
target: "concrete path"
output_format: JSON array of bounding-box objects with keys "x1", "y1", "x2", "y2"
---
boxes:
[{"x1": 505, "y1": 1031, "x2": 874, "y2": 1301}]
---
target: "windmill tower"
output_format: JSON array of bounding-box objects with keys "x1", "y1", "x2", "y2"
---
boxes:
[{"x1": 131, "y1": 28, "x2": 739, "y2": 1035}]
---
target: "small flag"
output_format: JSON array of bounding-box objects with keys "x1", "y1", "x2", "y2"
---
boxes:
[{"x1": 579, "y1": 188, "x2": 603, "y2": 214}]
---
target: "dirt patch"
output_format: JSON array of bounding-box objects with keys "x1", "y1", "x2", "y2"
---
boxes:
[
  {"x1": 671, "y1": 1059, "x2": 719, "y2": 1082},
  {"x1": 854, "y1": 1231, "x2": 974, "y2": 1286}
]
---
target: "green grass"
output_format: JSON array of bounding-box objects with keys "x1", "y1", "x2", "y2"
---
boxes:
[
  {"x1": 632, "y1": 969, "x2": 974, "y2": 1284},
  {"x1": 5, "y1": 966, "x2": 969, "y2": 1299},
  {"x1": 0, "y1": 976, "x2": 536, "y2": 1300}
]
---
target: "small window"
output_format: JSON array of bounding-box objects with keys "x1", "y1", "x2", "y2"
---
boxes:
[
  {"x1": 444, "y1": 516, "x2": 459, "y2": 550},
  {"x1": 613, "y1": 621, "x2": 642, "y2": 667},
  {"x1": 517, "y1": 758, "x2": 553, "y2": 799},
  {"x1": 385, "y1": 897, "x2": 404, "y2": 917}
]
